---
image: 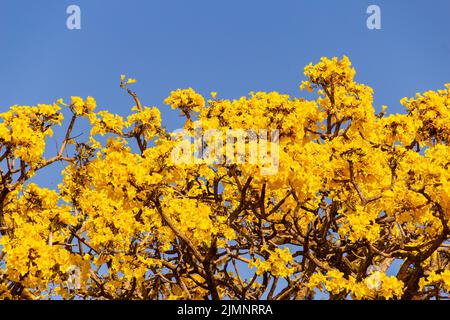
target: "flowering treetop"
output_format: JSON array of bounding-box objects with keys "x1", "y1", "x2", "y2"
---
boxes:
[{"x1": 0, "y1": 57, "x2": 449, "y2": 300}]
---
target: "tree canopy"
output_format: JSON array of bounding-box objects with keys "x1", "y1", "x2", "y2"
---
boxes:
[{"x1": 0, "y1": 56, "x2": 449, "y2": 300}]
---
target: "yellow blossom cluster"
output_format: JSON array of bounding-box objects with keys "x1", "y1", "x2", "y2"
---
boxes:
[
  {"x1": 165, "y1": 88, "x2": 206, "y2": 115},
  {"x1": 250, "y1": 247, "x2": 295, "y2": 277},
  {"x1": 308, "y1": 269, "x2": 404, "y2": 300},
  {"x1": 0, "y1": 103, "x2": 63, "y2": 163},
  {"x1": 71, "y1": 96, "x2": 97, "y2": 116}
]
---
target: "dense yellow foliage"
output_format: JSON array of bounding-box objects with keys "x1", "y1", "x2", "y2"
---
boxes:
[{"x1": 0, "y1": 57, "x2": 448, "y2": 300}]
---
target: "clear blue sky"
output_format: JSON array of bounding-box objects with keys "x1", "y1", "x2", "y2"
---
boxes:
[
  {"x1": 1, "y1": 0, "x2": 449, "y2": 297},
  {"x1": 1, "y1": 0, "x2": 449, "y2": 125},
  {"x1": 2, "y1": 0, "x2": 449, "y2": 185}
]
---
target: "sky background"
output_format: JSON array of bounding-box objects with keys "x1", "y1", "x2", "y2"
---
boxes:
[
  {"x1": 1, "y1": 0, "x2": 449, "y2": 124},
  {"x1": 0, "y1": 0, "x2": 449, "y2": 295},
  {"x1": 1, "y1": 0, "x2": 449, "y2": 183}
]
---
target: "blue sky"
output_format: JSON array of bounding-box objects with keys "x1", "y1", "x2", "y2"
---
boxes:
[
  {"x1": 1, "y1": 0, "x2": 449, "y2": 186},
  {"x1": 1, "y1": 0, "x2": 449, "y2": 124}
]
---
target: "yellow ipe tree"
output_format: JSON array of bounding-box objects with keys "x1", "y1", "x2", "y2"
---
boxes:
[{"x1": 0, "y1": 57, "x2": 449, "y2": 300}]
